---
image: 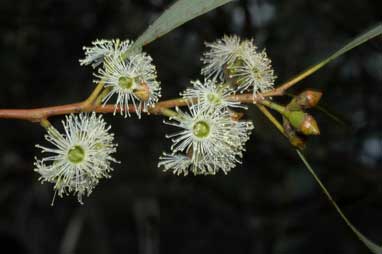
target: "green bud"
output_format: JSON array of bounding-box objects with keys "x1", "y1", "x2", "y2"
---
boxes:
[
  {"x1": 284, "y1": 111, "x2": 320, "y2": 136},
  {"x1": 300, "y1": 90, "x2": 322, "y2": 108},
  {"x1": 287, "y1": 89, "x2": 323, "y2": 111}
]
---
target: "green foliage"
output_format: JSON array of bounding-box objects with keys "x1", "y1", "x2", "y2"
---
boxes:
[
  {"x1": 282, "y1": 23, "x2": 382, "y2": 90},
  {"x1": 297, "y1": 150, "x2": 382, "y2": 254},
  {"x1": 321, "y1": 23, "x2": 382, "y2": 67},
  {"x1": 132, "y1": 0, "x2": 233, "y2": 50}
]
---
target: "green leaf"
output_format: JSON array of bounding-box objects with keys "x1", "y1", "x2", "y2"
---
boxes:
[
  {"x1": 132, "y1": 0, "x2": 233, "y2": 49},
  {"x1": 279, "y1": 23, "x2": 382, "y2": 90},
  {"x1": 315, "y1": 104, "x2": 350, "y2": 129},
  {"x1": 296, "y1": 149, "x2": 382, "y2": 254}
]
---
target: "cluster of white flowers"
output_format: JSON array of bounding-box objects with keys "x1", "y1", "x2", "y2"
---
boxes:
[
  {"x1": 201, "y1": 35, "x2": 276, "y2": 95},
  {"x1": 80, "y1": 39, "x2": 161, "y2": 118},
  {"x1": 34, "y1": 113, "x2": 118, "y2": 204},
  {"x1": 34, "y1": 35, "x2": 276, "y2": 203},
  {"x1": 157, "y1": 35, "x2": 276, "y2": 175}
]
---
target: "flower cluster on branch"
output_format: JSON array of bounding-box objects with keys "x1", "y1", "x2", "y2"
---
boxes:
[{"x1": 33, "y1": 35, "x2": 276, "y2": 203}]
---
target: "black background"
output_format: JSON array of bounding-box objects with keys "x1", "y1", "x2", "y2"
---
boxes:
[{"x1": 0, "y1": 0, "x2": 381, "y2": 253}]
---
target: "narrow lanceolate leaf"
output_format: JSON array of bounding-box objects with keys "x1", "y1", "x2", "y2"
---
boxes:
[
  {"x1": 280, "y1": 23, "x2": 382, "y2": 91},
  {"x1": 315, "y1": 104, "x2": 350, "y2": 129},
  {"x1": 296, "y1": 149, "x2": 382, "y2": 254},
  {"x1": 133, "y1": 0, "x2": 233, "y2": 49}
]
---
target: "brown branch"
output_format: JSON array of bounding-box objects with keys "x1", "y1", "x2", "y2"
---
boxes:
[
  {"x1": 0, "y1": 90, "x2": 282, "y2": 123},
  {"x1": 3, "y1": 22, "x2": 377, "y2": 124},
  {"x1": 0, "y1": 102, "x2": 85, "y2": 122}
]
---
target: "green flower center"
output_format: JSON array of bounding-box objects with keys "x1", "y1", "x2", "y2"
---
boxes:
[
  {"x1": 192, "y1": 121, "x2": 210, "y2": 138},
  {"x1": 67, "y1": 145, "x2": 85, "y2": 164},
  {"x1": 226, "y1": 57, "x2": 244, "y2": 76},
  {"x1": 206, "y1": 93, "x2": 221, "y2": 105},
  {"x1": 118, "y1": 76, "x2": 135, "y2": 90},
  {"x1": 252, "y1": 67, "x2": 263, "y2": 79}
]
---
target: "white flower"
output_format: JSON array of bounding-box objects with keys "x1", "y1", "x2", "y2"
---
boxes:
[
  {"x1": 79, "y1": 39, "x2": 132, "y2": 68},
  {"x1": 95, "y1": 53, "x2": 161, "y2": 118},
  {"x1": 158, "y1": 105, "x2": 253, "y2": 175},
  {"x1": 201, "y1": 35, "x2": 276, "y2": 95},
  {"x1": 201, "y1": 35, "x2": 244, "y2": 80},
  {"x1": 34, "y1": 113, "x2": 118, "y2": 204},
  {"x1": 180, "y1": 79, "x2": 246, "y2": 111},
  {"x1": 230, "y1": 48, "x2": 276, "y2": 94}
]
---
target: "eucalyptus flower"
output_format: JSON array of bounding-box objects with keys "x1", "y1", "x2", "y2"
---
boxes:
[
  {"x1": 181, "y1": 79, "x2": 245, "y2": 111},
  {"x1": 230, "y1": 48, "x2": 276, "y2": 95},
  {"x1": 95, "y1": 53, "x2": 161, "y2": 118},
  {"x1": 201, "y1": 35, "x2": 276, "y2": 95},
  {"x1": 158, "y1": 105, "x2": 253, "y2": 175},
  {"x1": 34, "y1": 113, "x2": 118, "y2": 204},
  {"x1": 79, "y1": 39, "x2": 132, "y2": 68},
  {"x1": 201, "y1": 35, "x2": 245, "y2": 80}
]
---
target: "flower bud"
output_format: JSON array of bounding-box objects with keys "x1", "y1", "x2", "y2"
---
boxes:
[
  {"x1": 285, "y1": 111, "x2": 320, "y2": 136},
  {"x1": 134, "y1": 81, "x2": 151, "y2": 102},
  {"x1": 283, "y1": 118, "x2": 305, "y2": 149},
  {"x1": 300, "y1": 114, "x2": 320, "y2": 135},
  {"x1": 287, "y1": 132, "x2": 306, "y2": 149},
  {"x1": 297, "y1": 90, "x2": 322, "y2": 108},
  {"x1": 288, "y1": 90, "x2": 323, "y2": 110},
  {"x1": 230, "y1": 111, "x2": 244, "y2": 121}
]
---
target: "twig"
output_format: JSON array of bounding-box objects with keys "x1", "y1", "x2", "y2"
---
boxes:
[
  {"x1": 0, "y1": 90, "x2": 281, "y2": 123},
  {"x1": 256, "y1": 104, "x2": 286, "y2": 136}
]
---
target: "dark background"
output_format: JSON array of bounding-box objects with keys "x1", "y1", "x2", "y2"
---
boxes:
[{"x1": 0, "y1": 0, "x2": 381, "y2": 253}]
